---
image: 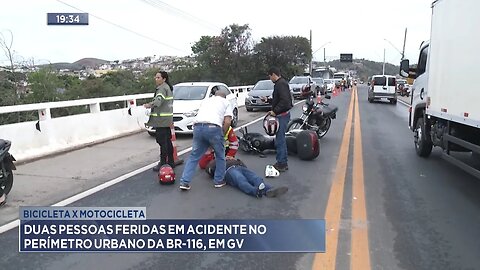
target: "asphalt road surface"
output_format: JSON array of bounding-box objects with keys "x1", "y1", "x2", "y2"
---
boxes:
[{"x1": 1, "y1": 86, "x2": 479, "y2": 270}]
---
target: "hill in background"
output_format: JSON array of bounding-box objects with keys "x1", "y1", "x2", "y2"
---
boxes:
[
  {"x1": 40, "y1": 58, "x2": 109, "y2": 70},
  {"x1": 317, "y1": 59, "x2": 400, "y2": 81}
]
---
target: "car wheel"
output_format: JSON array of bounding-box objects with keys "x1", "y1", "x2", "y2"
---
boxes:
[
  {"x1": 231, "y1": 108, "x2": 238, "y2": 127},
  {"x1": 148, "y1": 131, "x2": 156, "y2": 137}
]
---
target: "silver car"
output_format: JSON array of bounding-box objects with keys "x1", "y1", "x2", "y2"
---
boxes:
[{"x1": 244, "y1": 79, "x2": 294, "y2": 112}]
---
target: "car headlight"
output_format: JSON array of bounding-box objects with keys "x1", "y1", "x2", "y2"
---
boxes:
[
  {"x1": 183, "y1": 109, "x2": 198, "y2": 117},
  {"x1": 302, "y1": 104, "x2": 308, "y2": 112}
]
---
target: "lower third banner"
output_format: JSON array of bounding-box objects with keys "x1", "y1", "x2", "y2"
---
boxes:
[{"x1": 20, "y1": 219, "x2": 325, "y2": 252}]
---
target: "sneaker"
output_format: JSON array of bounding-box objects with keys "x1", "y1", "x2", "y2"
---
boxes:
[
  {"x1": 152, "y1": 163, "x2": 162, "y2": 172},
  {"x1": 179, "y1": 182, "x2": 191, "y2": 190},
  {"x1": 273, "y1": 163, "x2": 288, "y2": 172},
  {"x1": 256, "y1": 183, "x2": 266, "y2": 198},
  {"x1": 265, "y1": 186, "x2": 289, "y2": 198},
  {"x1": 214, "y1": 181, "x2": 227, "y2": 188}
]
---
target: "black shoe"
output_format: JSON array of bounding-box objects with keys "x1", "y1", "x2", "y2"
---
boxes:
[
  {"x1": 256, "y1": 183, "x2": 266, "y2": 198},
  {"x1": 266, "y1": 186, "x2": 289, "y2": 198},
  {"x1": 179, "y1": 182, "x2": 191, "y2": 191},
  {"x1": 214, "y1": 181, "x2": 227, "y2": 188},
  {"x1": 152, "y1": 163, "x2": 161, "y2": 172},
  {"x1": 273, "y1": 163, "x2": 288, "y2": 172}
]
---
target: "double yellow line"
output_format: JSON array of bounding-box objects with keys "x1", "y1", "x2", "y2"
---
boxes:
[{"x1": 312, "y1": 87, "x2": 371, "y2": 270}]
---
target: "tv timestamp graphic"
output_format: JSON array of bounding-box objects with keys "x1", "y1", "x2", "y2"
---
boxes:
[
  {"x1": 19, "y1": 207, "x2": 326, "y2": 253},
  {"x1": 47, "y1": 13, "x2": 89, "y2": 25}
]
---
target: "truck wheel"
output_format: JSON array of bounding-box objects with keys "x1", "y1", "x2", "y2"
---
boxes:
[{"x1": 414, "y1": 118, "x2": 433, "y2": 157}]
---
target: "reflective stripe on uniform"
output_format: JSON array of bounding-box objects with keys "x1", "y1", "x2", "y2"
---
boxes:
[
  {"x1": 224, "y1": 127, "x2": 233, "y2": 147},
  {"x1": 155, "y1": 93, "x2": 173, "y2": 100}
]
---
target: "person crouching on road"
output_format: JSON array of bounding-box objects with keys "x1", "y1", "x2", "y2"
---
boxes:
[
  {"x1": 267, "y1": 67, "x2": 293, "y2": 172},
  {"x1": 144, "y1": 71, "x2": 174, "y2": 172},
  {"x1": 199, "y1": 126, "x2": 239, "y2": 170},
  {"x1": 205, "y1": 159, "x2": 288, "y2": 198},
  {"x1": 178, "y1": 87, "x2": 234, "y2": 191}
]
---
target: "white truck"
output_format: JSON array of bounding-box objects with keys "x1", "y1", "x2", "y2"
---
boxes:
[{"x1": 400, "y1": 0, "x2": 480, "y2": 178}]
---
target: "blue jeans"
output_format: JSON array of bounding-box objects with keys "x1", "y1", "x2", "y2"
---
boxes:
[
  {"x1": 275, "y1": 112, "x2": 290, "y2": 165},
  {"x1": 225, "y1": 166, "x2": 272, "y2": 197},
  {"x1": 180, "y1": 124, "x2": 225, "y2": 184}
]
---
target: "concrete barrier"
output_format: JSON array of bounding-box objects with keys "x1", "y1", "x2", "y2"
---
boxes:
[{"x1": 0, "y1": 85, "x2": 253, "y2": 162}]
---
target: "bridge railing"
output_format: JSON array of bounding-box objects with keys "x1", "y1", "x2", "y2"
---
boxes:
[{"x1": 0, "y1": 85, "x2": 253, "y2": 162}]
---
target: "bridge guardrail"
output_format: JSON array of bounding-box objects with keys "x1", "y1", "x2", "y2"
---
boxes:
[{"x1": 0, "y1": 85, "x2": 252, "y2": 162}]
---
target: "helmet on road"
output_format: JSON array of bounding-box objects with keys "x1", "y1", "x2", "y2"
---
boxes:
[
  {"x1": 265, "y1": 165, "x2": 280, "y2": 178},
  {"x1": 158, "y1": 164, "x2": 175, "y2": 185},
  {"x1": 263, "y1": 115, "x2": 279, "y2": 136}
]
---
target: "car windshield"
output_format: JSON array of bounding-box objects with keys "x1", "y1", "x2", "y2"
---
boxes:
[
  {"x1": 253, "y1": 80, "x2": 274, "y2": 90},
  {"x1": 312, "y1": 78, "x2": 324, "y2": 84},
  {"x1": 290, "y1": 77, "x2": 309, "y2": 84},
  {"x1": 173, "y1": 86, "x2": 208, "y2": 100},
  {"x1": 325, "y1": 79, "x2": 333, "y2": 83}
]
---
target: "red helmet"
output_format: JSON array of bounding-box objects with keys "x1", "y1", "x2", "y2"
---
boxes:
[
  {"x1": 263, "y1": 115, "x2": 279, "y2": 136},
  {"x1": 158, "y1": 164, "x2": 175, "y2": 185}
]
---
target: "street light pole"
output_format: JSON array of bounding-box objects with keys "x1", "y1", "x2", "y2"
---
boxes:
[
  {"x1": 382, "y1": 48, "x2": 386, "y2": 75},
  {"x1": 309, "y1": 29, "x2": 313, "y2": 75}
]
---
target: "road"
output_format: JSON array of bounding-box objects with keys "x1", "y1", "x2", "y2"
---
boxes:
[{"x1": 1, "y1": 86, "x2": 479, "y2": 270}]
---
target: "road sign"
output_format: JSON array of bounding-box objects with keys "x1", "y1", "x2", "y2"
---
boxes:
[{"x1": 340, "y1": 54, "x2": 353, "y2": 62}]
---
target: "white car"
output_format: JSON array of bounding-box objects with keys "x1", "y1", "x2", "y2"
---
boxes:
[
  {"x1": 146, "y1": 82, "x2": 238, "y2": 135},
  {"x1": 324, "y1": 79, "x2": 335, "y2": 93}
]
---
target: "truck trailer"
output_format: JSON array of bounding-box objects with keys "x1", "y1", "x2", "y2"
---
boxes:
[{"x1": 400, "y1": 0, "x2": 480, "y2": 178}]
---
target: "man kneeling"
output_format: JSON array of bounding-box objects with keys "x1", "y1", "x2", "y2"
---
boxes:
[{"x1": 205, "y1": 159, "x2": 288, "y2": 198}]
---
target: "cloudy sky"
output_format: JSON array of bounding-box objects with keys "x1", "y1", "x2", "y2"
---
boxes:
[{"x1": 0, "y1": 0, "x2": 432, "y2": 66}]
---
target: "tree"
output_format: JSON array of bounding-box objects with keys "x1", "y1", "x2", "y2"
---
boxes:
[
  {"x1": 254, "y1": 36, "x2": 311, "y2": 80},
  {"x1": 0, "y1": 30, "x2": 16, "y2": 76},
  {"x1": 25, "y1": 67, "x2": 64, "y2": 103},
  {"x1": 191, "y1": 24, "x2": 255, "y2": 85}
]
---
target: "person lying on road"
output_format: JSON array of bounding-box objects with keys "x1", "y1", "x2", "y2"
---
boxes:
[{"x1": 205, "y1": 158, "x2": 288, "y2": 198}]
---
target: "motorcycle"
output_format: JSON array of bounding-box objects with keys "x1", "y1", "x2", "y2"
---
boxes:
[
  {"x1": 287, "y1": 94, "x2": 338, "y2": 138},
  {"x1": 0, "y1": 139, "x2": 16, "y2": 205},
  {"x1": 238, "y1": 127, "x2": 300, "y2": 158}
]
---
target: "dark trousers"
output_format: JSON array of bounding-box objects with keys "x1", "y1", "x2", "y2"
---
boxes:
[{"x1": 155, "y1": 127, "x2": 174, "y2": 166}]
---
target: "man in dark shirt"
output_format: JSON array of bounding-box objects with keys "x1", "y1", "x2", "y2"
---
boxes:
[{"x1": 267, "y1": 67, "x2": 293, "y2": 172}]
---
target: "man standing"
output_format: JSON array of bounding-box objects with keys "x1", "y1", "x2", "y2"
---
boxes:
[
  {"x1": 178, "y1": 87, "x2": 233, "y2": 191},
  {"x1": 268, "y1": 67, "x2": 293, "y2": 172},
  {"x1": 144, "y1": 71, "x2": 174, "y2": 172}
]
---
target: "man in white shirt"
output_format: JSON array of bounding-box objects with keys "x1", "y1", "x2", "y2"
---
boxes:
[{"x1": 179, "y1": 87, "x2": 234, "y2": 191}]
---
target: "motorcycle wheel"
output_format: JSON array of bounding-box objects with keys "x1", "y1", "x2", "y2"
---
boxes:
[
  {"x1": 287, "y1": 119, "x2": 307, "y2": 132},
  {"x1": 0, "y1": 169, "x2": 14, "y2": 195},
  {"x1": 317, "y1": 117, "x2": 332, "y2": 138}
]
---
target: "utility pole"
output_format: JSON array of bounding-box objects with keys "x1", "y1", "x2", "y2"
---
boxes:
[
  {"x1": 382, "y1": 48, "x2": 386, "y2": 75},
  {"x1": 401, "y1": 27, "x2": 407, "y2": 60},
  {"x1": 309, "y1": 29, "x2": 313, "y2": 75},
  {"x1": 324, "y1": 47, "x2": 326, "y2": 67}
]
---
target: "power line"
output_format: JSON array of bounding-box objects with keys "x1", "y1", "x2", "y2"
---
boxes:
[
  {"x1": 139, "y1": 0, "x2": 221, "y2": 33},
  {"x1": 55, "y1": 0, "x2": 189, "y2": 54}
]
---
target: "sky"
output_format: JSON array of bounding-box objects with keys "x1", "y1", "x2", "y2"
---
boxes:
[{"x1": 0, "y1": 0, "x2": 433, "y2": 66}]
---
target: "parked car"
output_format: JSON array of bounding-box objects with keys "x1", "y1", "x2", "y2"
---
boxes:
[
  {"x1": 312, "y1": 77, "x2": 327, "y2": 95},
  {"x1": 289, "y1": 76, "x2": 317, "y2": 99},
  {"x1": 146, "y1": 82, "x2": 238, "y2": 135},
  {"x1": 244, "y1": 79, "x2": 294, "y2": 112}
]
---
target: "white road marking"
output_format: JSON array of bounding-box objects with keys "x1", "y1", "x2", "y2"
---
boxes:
[{"x1": 0, "y1": 100, "x2": 304, "y2": 234}]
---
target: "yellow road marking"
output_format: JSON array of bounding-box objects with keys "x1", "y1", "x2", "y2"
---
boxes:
[
  {"x1": 350, "y1": 87, "x2": 372, "y2": 270},
  {"x1": 312, "y1": 86, "x2": 355, "y2": 270}
]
